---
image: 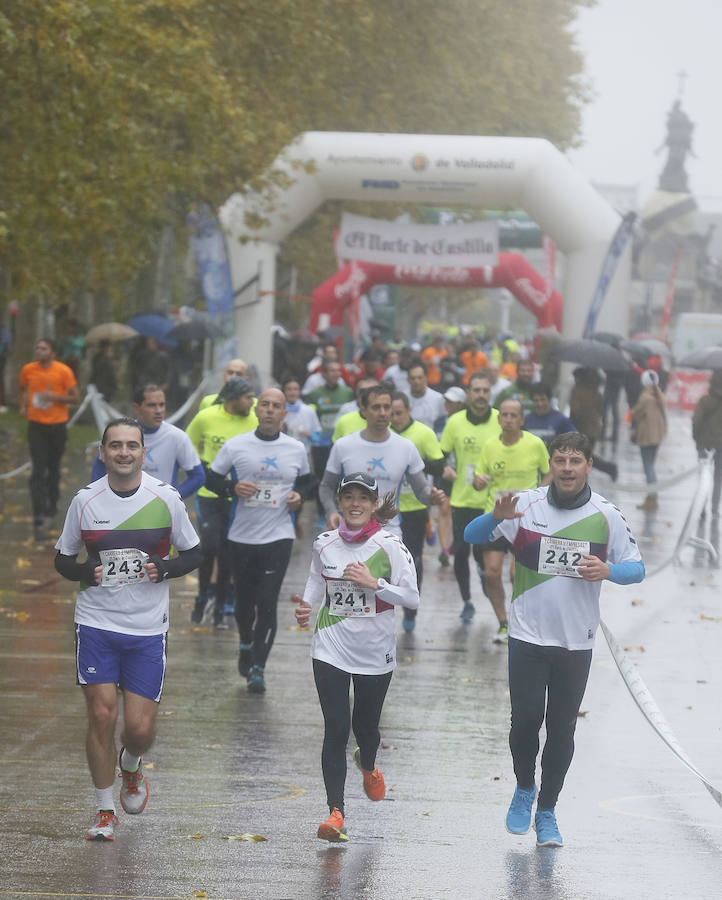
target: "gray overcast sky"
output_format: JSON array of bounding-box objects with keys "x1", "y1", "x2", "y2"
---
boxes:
[{"x1": 569, "y1": 0, "x2": 722, "y2": 209}]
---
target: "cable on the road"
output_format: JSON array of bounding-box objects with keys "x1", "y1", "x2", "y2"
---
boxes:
[{"x1": 600, "y1": 618, "x2": 722, "y2": 809}]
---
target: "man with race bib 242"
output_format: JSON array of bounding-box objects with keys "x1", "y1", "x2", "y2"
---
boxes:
[{"x1": 464, "y1": 431, "x2": 644, "y2": 848}]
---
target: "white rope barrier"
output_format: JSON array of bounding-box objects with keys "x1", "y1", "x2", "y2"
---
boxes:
[
  {"x1": 165, "y1": 372, "x2": 214, "y2": 425},
  {"x1": 601, "y1": 618, "x2": 722, "y2": 808},
  {"x1": 0, "y1": 376, "x2": 211, "y2": 482},
  {"x1": 0, "y1": 389, "x2": 95, "y2": 482},
  {"x1": 645, "y1": 457, "x2": 715, "y2": 580}
]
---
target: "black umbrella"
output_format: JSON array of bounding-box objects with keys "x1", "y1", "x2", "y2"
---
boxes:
[
  {"x1": 619, "y1": 340, "x2": 653, "y2": 363},
  {"x1": 623, "y1": 337, "x2": 672, "y2": 360},
  {"x1": 589, "y1": 331, "x2": 623, "y2": 349},
  {"x1": 678, "y1": 346, "x2": 722, "y2": 370},
  {"x1": 548, "y1": 338, "x2": 632, "y2": 372},
  {"x1": 165, "y1": 319, "x2": 220, "y2": 342}
]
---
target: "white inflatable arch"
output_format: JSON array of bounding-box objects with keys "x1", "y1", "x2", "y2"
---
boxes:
[{"x1": 221, "y1": 132, "x2": 628, "y2": 383}]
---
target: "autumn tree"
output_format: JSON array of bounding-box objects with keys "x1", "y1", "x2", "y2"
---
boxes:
[{"x1": 0, "y1": 0, "x2": 592, "y2": 313}]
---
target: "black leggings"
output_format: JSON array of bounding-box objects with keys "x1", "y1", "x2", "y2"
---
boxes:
[
  {"x1": 400, "y1": 508, "x2": 428, "y2": 620},
  {"x1": 195, "y1": 496, "x2": 232, "y2": 607},
  {"x1": 230, "y1": 539, "x2": 293, "y2": 668},
  {"x1": 451, "y1": 506, "x2": 486, "y2": 603},
  {"x1": 28, "y1": 421, "x2": 67, "y2": 521},
  {"x1": 508, "y1": 637, "x2": 592, "y2": 810},
  {"x1": 312, "y1": 657, "x2": 392, "y2": 815}
]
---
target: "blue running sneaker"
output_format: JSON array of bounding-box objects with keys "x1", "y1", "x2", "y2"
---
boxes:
[
  {"x1": 460, "y1": 601, "x2": 475, "y2": 623},
  {"x1": 402, "y1": 616, "x2": 416, "y2": 632},
  {"x1": 247, "y1": 664, "x2": 266, "y2": 694},
  {"x1": 505, "y1": 784, "x2": 536, "y2": 834},
  {"x1": 534, "y1": 809, "x2": 563, "y2": 847}
]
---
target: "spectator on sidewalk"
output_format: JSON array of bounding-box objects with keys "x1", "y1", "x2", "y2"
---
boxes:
[
  {"x1": 631, "y1": 370, "x2": 667, "y2": 511},
  {"x1": 692, "y1": 370, "x2": 722, "y2": 517},
  {"x1": 19, "y1": 338, "x2": 79, "y2": 539}
]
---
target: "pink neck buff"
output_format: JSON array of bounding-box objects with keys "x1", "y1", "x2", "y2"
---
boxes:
[{"x1": 338, "y1": 517, "x2": 382, "y2": 543}]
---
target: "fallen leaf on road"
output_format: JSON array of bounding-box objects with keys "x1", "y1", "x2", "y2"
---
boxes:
[
  {"x1": 191, "y1": 891, "x2": 207, "y2": 898},
  {"x1": 224, "y1": 833, "x2": 267, "y2": 842},
  {"x1": 623, "y1": 645, "x2": 645, "y2": 653},
  {"x1": 700, "y1": 614, "x2": 722, "y2": 622},
  {"x1": 15, "y1": 558, "x2": 31, "y2": 568},
  {"x1": 577, "y1": 710, "x2": 588, "y2": 718},
  {"x1": 381, "y1": 743, "x2": 396, "y2": 750},
  {"x1": 190, "y1": 833, "x2": 204, "y2": 840},
  {"x1": 631, "y1": 599, "x2": 643, "y2": 606}
]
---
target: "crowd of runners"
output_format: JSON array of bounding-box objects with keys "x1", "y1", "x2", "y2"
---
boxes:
[{"x1": 26, "y1": 328, "x2": 652, "y2": 847}]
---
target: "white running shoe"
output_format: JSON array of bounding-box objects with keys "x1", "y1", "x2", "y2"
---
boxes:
[
  {"x1": 85, "y1": 810, "x2": 119, "y2": 841},
  {"x1": 119, "y1": 755, "x2": 149, "y2": 815}
]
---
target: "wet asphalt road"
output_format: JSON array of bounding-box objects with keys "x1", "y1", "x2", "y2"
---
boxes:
[{"x1": 1, "y1": 411, "x2": 721, "y2": 899}]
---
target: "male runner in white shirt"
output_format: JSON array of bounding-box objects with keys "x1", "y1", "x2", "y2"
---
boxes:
[
  {"x1": 91, "y1": 384, "x2": 204, "y2": 499},
  {"x1": 319, "y1": 384, "x2": 444, "y2": 536},
  {"x1": 206, "y1": 388, "x2": 315, "y2": 694},
  {"x1": 56, "y1": 417, "x2": 201, "y2": 841}
]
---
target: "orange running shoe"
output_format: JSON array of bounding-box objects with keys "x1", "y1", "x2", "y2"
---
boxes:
[
  {"x1": 317, "y1": 807, "x2": 349, "y2": 842},
  {"x1": 352, "y1": 747, "x2": 385, "y2": 801}
]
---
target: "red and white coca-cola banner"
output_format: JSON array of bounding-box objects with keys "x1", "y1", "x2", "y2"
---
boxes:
[{"x1": 309, "y1": 254, "x2": 564, "y2": 334}]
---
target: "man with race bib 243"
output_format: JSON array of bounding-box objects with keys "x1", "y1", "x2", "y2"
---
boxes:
[
  {"x1": 464, "y1": 431, "x2": 644, "y2": 848},
  {"x1": 55, "y1": 417, "x2": 201, "y2": 842}
]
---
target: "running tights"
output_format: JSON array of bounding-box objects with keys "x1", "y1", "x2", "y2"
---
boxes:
[
  {"x1": 400, "y1": 508, "x2": 428, "y2": 621},
  {"x1": 312, "y1": 658, "x2": 392, "y2": 815},
  {"x1": 230, "y1": 539, "x2": 293, "y2": 668},
  {"x1": 451, "y1": 506, "x2": 486, "y2": 603},
  {"x1": 508, "y1": 637, "x2": 592, "y2": 810}
]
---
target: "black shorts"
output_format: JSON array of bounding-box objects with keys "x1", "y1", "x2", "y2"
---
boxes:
[{"x1": 482, "y1": 536, "x2": 510, "y2": 553}]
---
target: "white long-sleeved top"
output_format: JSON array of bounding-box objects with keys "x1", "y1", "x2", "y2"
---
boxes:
[{"x1": 302, "y1": 526, "x2": 419, "y2": 674}]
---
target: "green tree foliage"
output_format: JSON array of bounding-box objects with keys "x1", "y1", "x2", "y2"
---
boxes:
[{"x1": 0, "y1": 0, "x2": 592, "y2": 309}]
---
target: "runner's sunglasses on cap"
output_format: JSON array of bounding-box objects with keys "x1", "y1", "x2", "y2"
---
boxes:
[{"x1": 338, "y1": 472, "x2": 379, "y2": 497}]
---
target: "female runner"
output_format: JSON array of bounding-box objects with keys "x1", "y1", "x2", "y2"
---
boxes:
[{"x1": 294, "y1": 472, "x2": 419, "y2": 841}]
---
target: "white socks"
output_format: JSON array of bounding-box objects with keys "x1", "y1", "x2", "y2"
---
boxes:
[
  {"x1": 96, "y1": 786, "x2": 115, "y2": 813},
  {"x1": 119, "y1": 747, "x2": 140, "y2": 773}
]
